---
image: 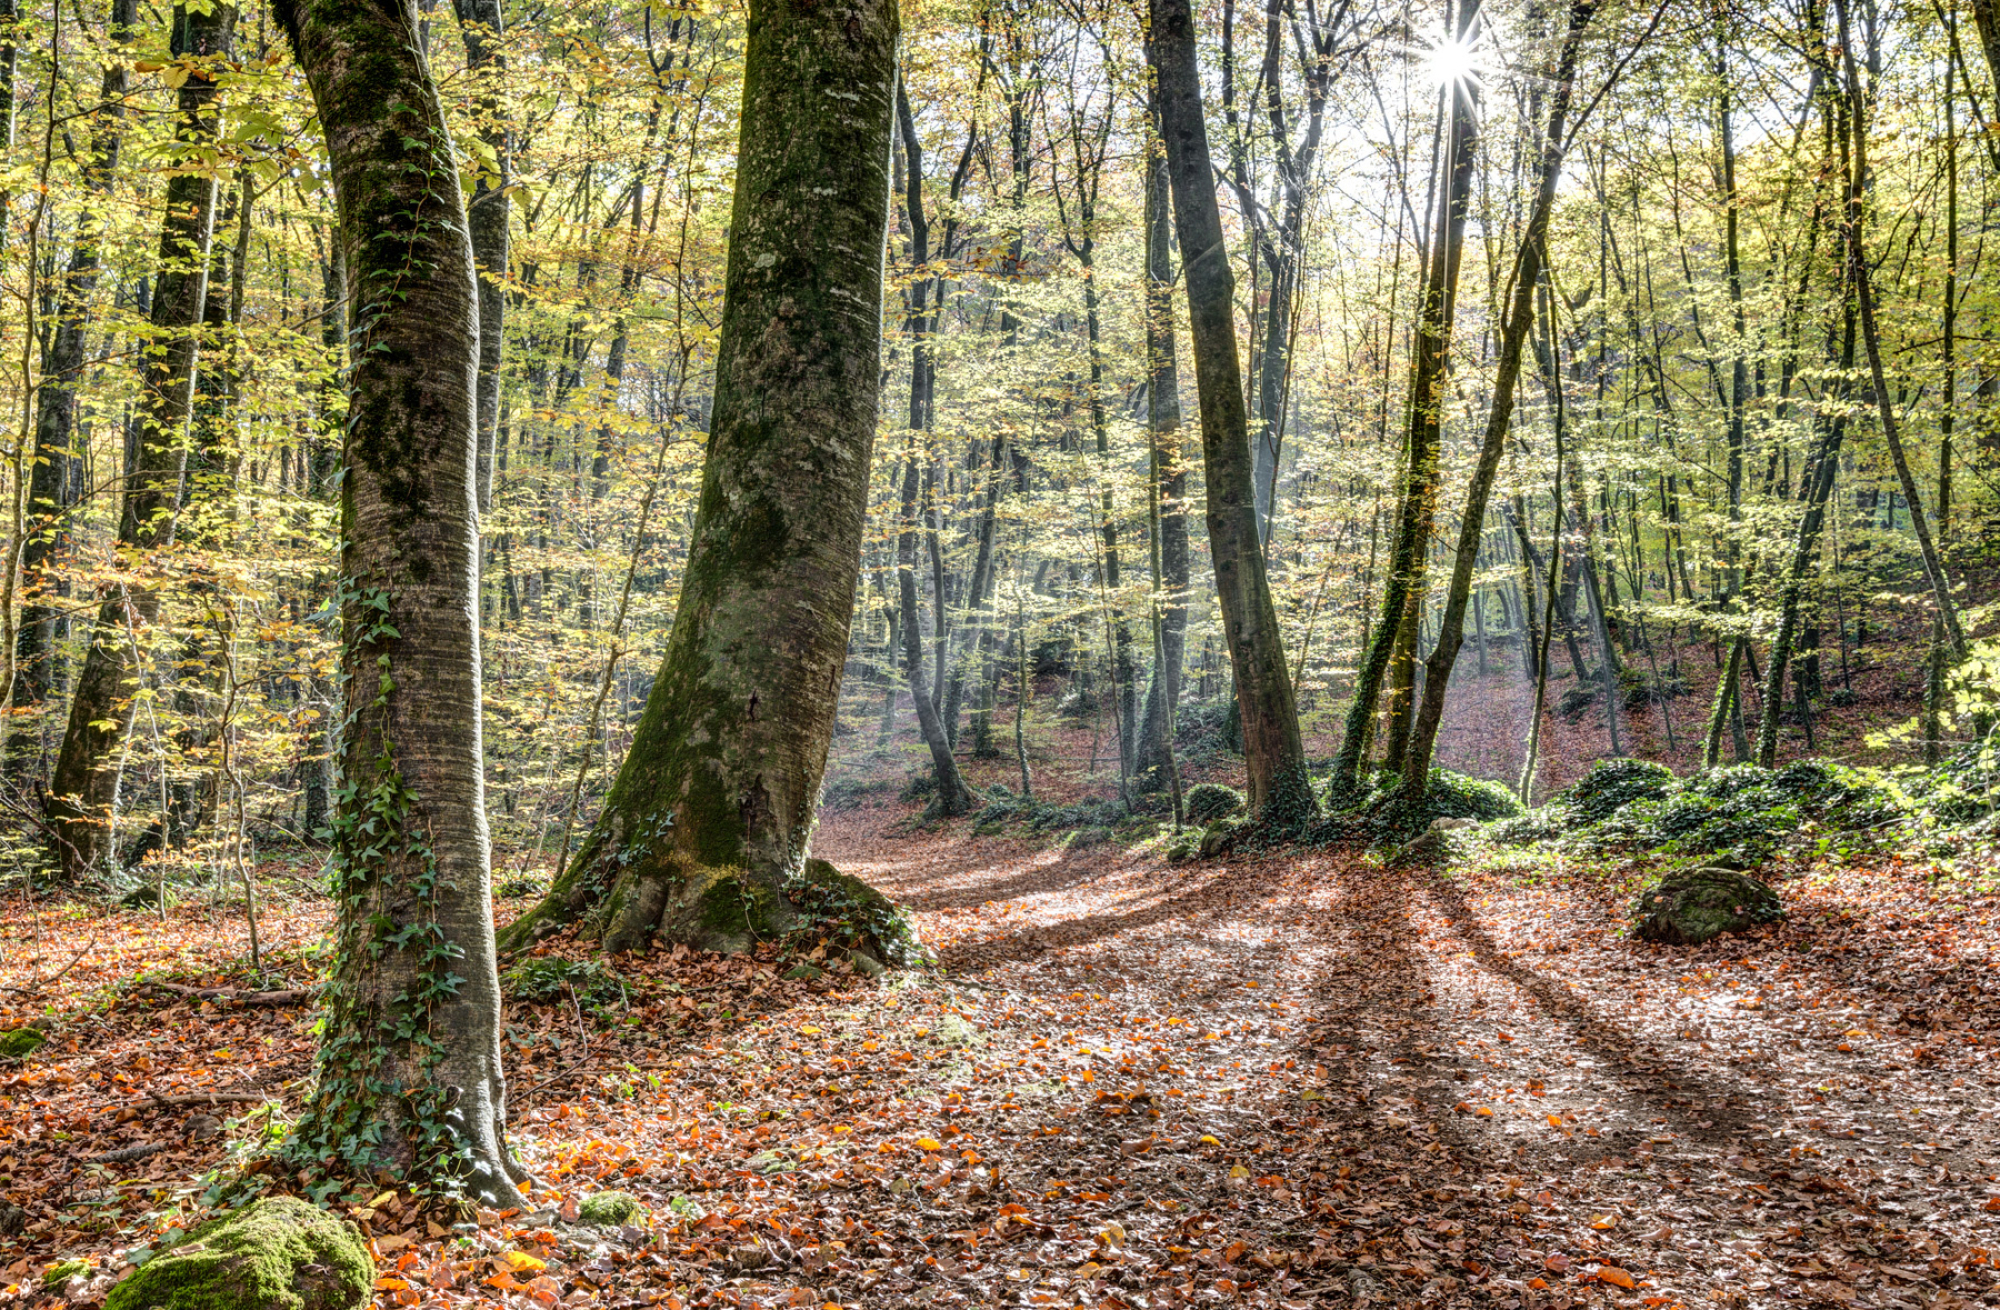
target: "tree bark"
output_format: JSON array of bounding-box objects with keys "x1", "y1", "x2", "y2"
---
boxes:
[
  {"x1": 503, "y1": 0, "x2": 902, "y2": 954},
  {"x1": 1136, "y1": 115, "x2": 1190, "y2": 783},
  {"x1": 1148, "y1": 0, "x2": 1311, "y2": 822},
  {"x1": 1333, "y1": 0, "x2": 1482, "y2": 798},
  {"x1": 276, "y1": 0, "x2": 520, "y2": 1203},
  {"x1": 452, "y1": 0, "x2": 508, "y2": 517},
  {"x1": 46, "y1": 1, "x2": 235, "y2": 880},
  {"x1": 1403, "y1": 0, "x2": 1595, "y2": 797},
  {"x1": 9, "y1": 0, "x2": 139, "y2": 776}
]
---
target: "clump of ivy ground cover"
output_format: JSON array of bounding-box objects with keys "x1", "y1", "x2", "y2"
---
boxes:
[
  {"x1": 971, "y1": 785, "x2": 1128, "y2": 839},
  {"x1": 1306, "y1": 767, "x2": 1524, "y2": 847},
  {"x1": 504, "y1": 956, "x2": 628, "y2": 1010},
  {"x1": 1493, "y1": 758, "x2": 1912, "y2": 868}
]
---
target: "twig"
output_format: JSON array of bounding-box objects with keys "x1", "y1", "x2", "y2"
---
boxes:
[
  {"x1": 139, "y1": 1090, "x2": 273, "y2": 1109},
  {"x1": 144, "y1": 982, "x2": 314, "y2": 1006}
]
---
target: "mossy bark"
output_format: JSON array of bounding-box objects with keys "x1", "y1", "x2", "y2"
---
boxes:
[
  {"x1": 1333, "y1": 0, "x2": 1480, "y2": 801},
  {"x1": 45, "y1": 2, "x2": 235, "y2": 881},
  {"x1": 1148, "y1": 0, "x2": 1310, "y2": 823},
  {"x1": 277, "y1": 0, "x2": 521, "y2": 1204},
  {"x1": 504, "y1": 0, "x2": 900, "y2": 955}
]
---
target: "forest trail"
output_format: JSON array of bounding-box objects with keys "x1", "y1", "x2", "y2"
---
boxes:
[
  {"x1": 816, "y1": 812, "x2": 2000, "y2": 1309},
  {"x1": 4, "y1": 822, "x2": 1999, "y2": 1308}
]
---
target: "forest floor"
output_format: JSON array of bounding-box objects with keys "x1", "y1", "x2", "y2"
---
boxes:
[{"x1": 3, "y1": 794, "x2": 1999, "y2": 1310}]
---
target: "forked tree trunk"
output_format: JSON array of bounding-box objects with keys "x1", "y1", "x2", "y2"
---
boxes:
[
  {"x1": 503, "y1": 0, "x2": 902, "y2": 955},
  {"x1": 46, "y1": 1, "x2": 236, "y2": 881},
  {"x1": 1148, "y1": 0, "x2": 1311, "y2": 823},
  {"x1": 1333, "y1": 0, "x2": 1482, "y2": 798},
  {"x1": 276, "y1": 0, "x2": 521, "y2": 1203},
  {"x1": 1402, "y1": 0, "x2": 1595, "y2": 798}
]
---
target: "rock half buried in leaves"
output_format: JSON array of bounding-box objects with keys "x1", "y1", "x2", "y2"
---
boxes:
[
  {"x1": 104, "y1": 1195, "x2": 371, "y2": 1310},
  {"x1": 1629, "y1": 867, "x2": 1784, "y2": 945}
]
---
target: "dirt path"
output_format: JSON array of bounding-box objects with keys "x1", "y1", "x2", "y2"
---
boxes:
[
  {"x1": 5, "y1": 817, "x2": 1998, "y2": 1309},
  {"x1": 811, "y1": 813, "x2": 2000, "y2": 1310}
]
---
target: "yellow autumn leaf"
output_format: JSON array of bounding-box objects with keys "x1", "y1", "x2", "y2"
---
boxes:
[
  {"x1": 916, "y1": 1137, "x2": 944, "y2": 1151},
  {"x1": 502, "y1": 1250, "x2": 547, "y2": 1273},
  {"x1": 1228, "y1": 1164, "x2": 1250, "y2": 1178}
]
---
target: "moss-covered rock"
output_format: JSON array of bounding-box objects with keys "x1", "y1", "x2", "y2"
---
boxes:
[
  {"x1": 1183, "y1": 783, "x2": 1246, "y2": 826},
  {"x1": 576, "y1": 1191, "x2": 646, "y2": 1226},
  {"x1": 0, "y1": 1028, "x2": 45, "y2": 1059},
  {"x1": 104, "y1": 1196, "x2": 371, "y2": 1310},
  {"x1": 1629, "y1": 868, "x2": 1785, "y2": 945}
]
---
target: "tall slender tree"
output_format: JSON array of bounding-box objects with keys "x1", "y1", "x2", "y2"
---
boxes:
[
  {"x1": 46, "y1": 1, "x2": 237, "y2": 880},
  {"x1": 1148, "y1": 0, "x2": 1312, "y2": 822}
]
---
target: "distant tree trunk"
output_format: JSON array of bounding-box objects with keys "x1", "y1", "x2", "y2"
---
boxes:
[
  {"x1": 1403, "y1": 0, "x2": 1594, "y2": 797},
  {"x1": 9, "y1": 0, "x2": 138, "y2": 776},
  {"x1": 46, "y1": 1, "x2": 236, "y2": 881},
  {"x1": 1148, "y1": 0, "x2": 1311, "y2": 823},
  {"x1": 502, "y1": 0, "x2": 902, "y2": 954},
  {"x1": 276, "y1": 0, "x2": 521, "y2": 1203},
  {"x1": 889, "y1": 78, "x2": 974, "y2": 813},
  {"x1": 1838, "y1": 0, "x2": 1965, "y2": 657},
  {"x1": 1136, "y1": 118, "x2": 1190, "y2": 783},
  {"x1": 1335, "y1": 0, "x2": 1482, "y2": 798},
  {"x1": 453, "y1": 0, "x2": 508, "y2": 517}
]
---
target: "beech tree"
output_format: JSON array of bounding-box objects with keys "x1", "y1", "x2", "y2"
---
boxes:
[
  {"x1": 504, "y1": 0, "x2": 904, "y2": 957},
  {"x1": 278, "y1": 0, "x2": 523, "y2": 1201},
  {"x1": 45, "y1": 0, "x2": 237, "y2": 880},
  {"x1": 1148, "y1": 0, "x2": 1312, "y2": 824}
]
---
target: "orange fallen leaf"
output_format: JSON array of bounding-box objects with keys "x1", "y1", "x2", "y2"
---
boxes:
[{"x1": 1595, "y1": 1265, "x2": 1637, "y2": 1290}]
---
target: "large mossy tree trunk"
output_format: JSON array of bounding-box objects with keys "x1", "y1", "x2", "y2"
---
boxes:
[
  {"x1": 45, "y1": 1, "x2": 235, "y2": 881},
  {"x1": 1147, "y1": 0, "x2": 1311, "y2": 825},
  {"x1": 277, "y1": 0, "x2": 522, "y2": 1204},
  {"x1": 504, "y1": 0, "x2": 900, "y2": 956}
]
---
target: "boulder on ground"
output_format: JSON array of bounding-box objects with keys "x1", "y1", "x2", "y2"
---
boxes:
[
  {"x1": 104, "y1": 1195, "x2": 371, "y2": 1310},
  {"x1": 1629, "y1": 867, "x2": 1784, "y2": 945}
]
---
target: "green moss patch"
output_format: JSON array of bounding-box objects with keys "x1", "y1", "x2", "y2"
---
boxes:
[
  {"x1": 576, "y1": 1191, "x2": 646, "y2": 1226},
  {"x1": 1629, "y1": 867, "x2": 1785, "y2": 945},
  {"x1": 104, "y1": 1195, "x2": 371, "y2": 1310},
  {"x1": 0, "y1": 1028, "x2": 46, "y2": 1059}
]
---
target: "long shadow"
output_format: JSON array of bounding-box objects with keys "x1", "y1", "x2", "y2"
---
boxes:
[
  {"x1": 933, "y1": 858, "x2": 1285, "y2": 972},
  {"x1": 1418, "y1": 866, "x2": 1757, "y2": 1148},
  {"x1": 1278, "y1": 857, "x2": 1769, "y2": 1305},
  {"x1": 887, "y1": 840, "x2": 1129, "y2": 912}
]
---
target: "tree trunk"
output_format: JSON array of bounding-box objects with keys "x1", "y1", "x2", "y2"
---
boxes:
[
  {"x1": 1148, "y1": 0, "x2": 1311, "y2": 823},
  {"x1": 502, "y1": 0, "x2": 903, "y2": 955},
  {"x1": 453, "y1": 0, "x2": 508, "y2": 517},
  {"x1": 1136, "y1": 119, "x2": 1190, "y2": 783},
  {"x1": 276, "y1": 0, "x2": 521, "y2": 1203},
  {"x1": 1334, "y1": 0, "x2": 1482, "y2": 798},
  {"x1": 9, "y1": 0, "x2": 138, "y2": 776},
  {"x1": 46, "y1": 1, "x2": 236, "y2": 881},
  {"x1": 1403, "y1": 0, "x2": 1594, "y2": 797}
]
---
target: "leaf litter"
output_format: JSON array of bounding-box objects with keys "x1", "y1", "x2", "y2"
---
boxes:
[{"x1": 0, "y1": 806, "x2": 1997, "y2": 1308}]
